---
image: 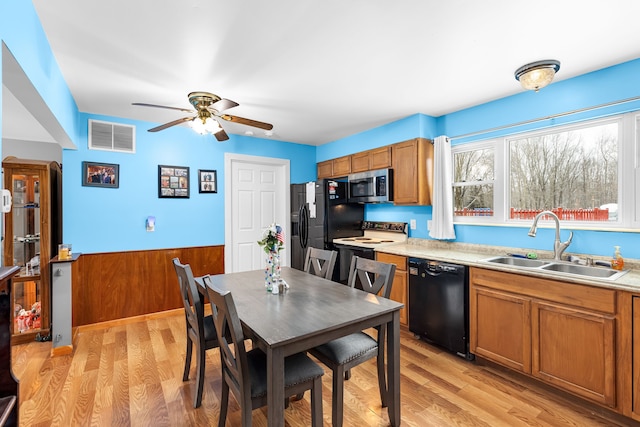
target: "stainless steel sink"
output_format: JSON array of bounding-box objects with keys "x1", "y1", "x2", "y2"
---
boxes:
[
  {"x1": 482, "y1": 256, "x2": 549, "y2": 268},
  {"x1": 540, "y1": 262, "x2": 627, "y2": 280},
  {"x1": 480, "y1": 256, "x2": 628, "y2": 281}
]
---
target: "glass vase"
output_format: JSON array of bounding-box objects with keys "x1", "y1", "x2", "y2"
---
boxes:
[{"x1": 264, "y1": 250, "x2": 281, "y2": 292}]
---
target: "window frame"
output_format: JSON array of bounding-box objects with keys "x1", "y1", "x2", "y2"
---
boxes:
[{"x1": 452, "y1": 112, "x2": 638, "y2": 230}]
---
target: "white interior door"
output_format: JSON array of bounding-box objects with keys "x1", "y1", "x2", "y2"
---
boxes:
[{"x1": 225, "y1": 153, "x2": 290, "y2": 273}]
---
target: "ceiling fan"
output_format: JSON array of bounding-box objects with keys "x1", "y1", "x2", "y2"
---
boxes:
[{"x1": 132, "y1": 91, "x2": 273, "y2": 141}]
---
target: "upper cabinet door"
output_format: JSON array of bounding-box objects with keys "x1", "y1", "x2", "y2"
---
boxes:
[
  {"x1": 350, "y1": 151, "x2": 370, "y2": 173},
  {"x1": 332, "y1": 156, "x2": 351, "y2": 178},
  {"x1": 370, "y1": 146, "x2": 392, "y2": 170},
  {"x1": 392, "y1": 138, "x2": 433, "y2": 205},
  {"x1": 317, "y1": 160, "x2": 333, "y2": 179}
]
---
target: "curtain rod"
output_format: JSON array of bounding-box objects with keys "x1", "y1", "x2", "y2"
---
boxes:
[{"x1": 449, "y1": 95, "x2": 640, "y2": 141}]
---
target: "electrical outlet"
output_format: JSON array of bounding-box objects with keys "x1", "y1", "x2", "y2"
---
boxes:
[
  {"x1": 410, "y1": 219, "x2": 416, "y2": 230},
  {"x1": 427, "y1": 220, "x2": 433, "y2": 230}
]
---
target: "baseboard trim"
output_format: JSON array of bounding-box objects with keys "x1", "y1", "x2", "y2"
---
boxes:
[{"x1": 51, "y1": 345, "x2": 73, "y2": 357}]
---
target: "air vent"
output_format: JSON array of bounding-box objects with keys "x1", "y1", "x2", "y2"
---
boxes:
[{"x1": 89, "y1": 119, "x2": 135, "y2": 153}]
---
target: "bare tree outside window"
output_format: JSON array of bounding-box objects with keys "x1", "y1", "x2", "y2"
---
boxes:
[
  {"x1": 509, "y1": 123, "x2": 617, "y2": 221},
  {"x1": 453, "y1": 147, "x2": 494, "y2": 216},
  {"x1": 452, "y1": 120, "x2": 620, "y2": 223}
]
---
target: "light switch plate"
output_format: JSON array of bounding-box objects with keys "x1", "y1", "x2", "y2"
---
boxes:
[
  {"x1": 427, "y1": 220, "x2": 432, "y2": 230},
  {"x1": 410, "y1": 219, "x2": 416, "y2": 230}
]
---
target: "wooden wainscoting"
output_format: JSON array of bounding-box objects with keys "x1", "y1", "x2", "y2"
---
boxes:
[{"x1": 71, "y1": 246, "x2": 224, "y2": 327}]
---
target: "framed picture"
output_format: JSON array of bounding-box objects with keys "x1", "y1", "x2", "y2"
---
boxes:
[
  {"x1": 158, "y1": 165, "x2": 190, "y2": 198},
  {"x1": 198, "y1": 169, "x2": 217, "y2": 193},
  {"x1": 82, "y1": 161, "x2": 119, "y2": 188}
]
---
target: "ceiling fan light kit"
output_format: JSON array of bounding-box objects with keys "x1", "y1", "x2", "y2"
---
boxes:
[
  {"x1": 132, "y1": 91, "x2": 273, "y2": 141},
  {"x1": 514, "y1": 59, "x2": 561, "y2": 92}
]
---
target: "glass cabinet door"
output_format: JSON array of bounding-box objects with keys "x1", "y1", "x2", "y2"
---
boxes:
[
  {"x1": 10, "y1": 173, "x2": 42, "y2": 335},
  {"x1": 11, "y1": 174, "x2": 41, "y2": 274}
]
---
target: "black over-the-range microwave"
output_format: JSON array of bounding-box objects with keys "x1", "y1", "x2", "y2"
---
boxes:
[{"x1": 347, "y1": 168, "x2": 393, "y2": 203}]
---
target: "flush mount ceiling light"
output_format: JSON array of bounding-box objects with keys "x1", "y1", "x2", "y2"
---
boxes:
[{"x1": 514, "y1": 60, "x2": 561, "y2": 92}]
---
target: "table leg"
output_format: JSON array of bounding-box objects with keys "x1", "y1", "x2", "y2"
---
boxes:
[
  {"x1": 267, "y1": 347, "x2": 285, "y2": 427},
  {"x1": 387, "y1": 311, "x2": 401, "y2": 426}
]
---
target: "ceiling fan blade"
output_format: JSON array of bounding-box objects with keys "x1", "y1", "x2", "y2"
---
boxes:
[
  {"x1": 148, "y1": 116, "x2": 193, "y2": 132},
  {"x1": 215, "y1": 128, "x2": 230, "y2": 142},
  {"x1": 210, "y1": 98, "x2": 239, "y2": 113},
  {"x1": 219, "y1": 114, "x2": 273, "y2": 130},
  {"x1": 132, "y1": 102, "x2": 194, "y2": 113}
]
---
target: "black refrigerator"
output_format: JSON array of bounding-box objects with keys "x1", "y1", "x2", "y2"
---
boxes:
[{"x1": 290, "y1": 180, "x2": 364, "y2": 280}]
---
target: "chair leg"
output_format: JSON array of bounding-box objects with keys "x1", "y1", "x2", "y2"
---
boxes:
[
  {"x1": 376, "y1": 353, "x2": 388, "y2": 407},
  {"x1": 218, "y1": 381, "x2": 229, "y2": 427},
  {"x1": 183, "y1": 334, "x2": 192, "y2": 382},
  {"x1": 310, "y1": 377, "x2": 323, "y2": 427},
  {"x1": 241, "y1": 396, "x2": 253, "y2": 427},
  {"x1": 332, "y1": 365, "x2": 345, "y2": 427},
  {"x1": 193, "y1": 341, "x2": 205, "y2": 408}
]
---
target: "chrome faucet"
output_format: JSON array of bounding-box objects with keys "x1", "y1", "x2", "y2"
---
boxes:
[{"x1": 528, "y1": 210, "x2": 573, "y2": 261}]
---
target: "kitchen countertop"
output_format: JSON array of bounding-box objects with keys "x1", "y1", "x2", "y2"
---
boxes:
[{"x1": 376, "y1": 239, "x2": 640, "y2": 293}]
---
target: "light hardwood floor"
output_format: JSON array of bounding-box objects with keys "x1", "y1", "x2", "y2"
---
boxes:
[{"x1": 12, "y1": 309, "x2": 637, "y2": 426}]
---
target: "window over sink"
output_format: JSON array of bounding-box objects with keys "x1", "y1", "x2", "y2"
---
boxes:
[{"x1": 452, "y1": 112, "x2": 638, "y2": 229}]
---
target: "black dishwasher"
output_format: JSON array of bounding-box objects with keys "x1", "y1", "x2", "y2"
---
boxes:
[{"x1": 408, "y1": 257, "x2": 473, "y2": 360}]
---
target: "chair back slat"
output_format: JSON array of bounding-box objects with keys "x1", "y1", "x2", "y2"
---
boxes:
[
  {"x1": 303, "y1": 247, "x2": 338, "y2": 280},
  {"x1": 203, "y1": 275, "x2": 252, "y2": 407},
  {"x1": 346, "y1": 256, "x2": 396, "y2": 298},
  {"x1": 172, "y1": 258, "x2": 205, "y2": 341}
]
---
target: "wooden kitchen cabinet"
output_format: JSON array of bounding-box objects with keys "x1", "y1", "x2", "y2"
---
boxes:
[
  {"x1": 376, "y1": 252, "x2": 407, "y2": 325},
  {"x1": 3, "y1": 157, "x2": 62, "y2": 345},
  {"x1": 370, "y1": 146, "x2": 392, "y2": 170},
  {"x1": 317, "y1": 160, "x2": 333, "y2": 179},
  {"x1": 615, "y1": 291, "x2": 640, "y2": 421},
  {"x1": 469, "y1": 267, "x2": 617, "y2": 407},
  {"x1": 633, "y1": 296, "x2": 640, "y2": 420},
  {"x1": 532, "y1": 300, "x2": 616, "y2": 407},
  {"x1": 470, "y1": 285, "x2": 531, "y2": 373},
  {"x1": 332, "y1": 155, "x2": 351, "y2": 177},
  {"x1": 317, "y1": 156, "x2": 352, "y2": 179},
  {"x1": 351, "y1": 146, "x2": 393, "y2": 173},
  {"x1": 392, "y1": 138, "x2": 434, "y2": 205},
  {"x1": 350, "y1": 151, "x2": 371, "y2": 173}
]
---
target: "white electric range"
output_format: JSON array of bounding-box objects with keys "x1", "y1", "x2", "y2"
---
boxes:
[
  {"x1": 332, "y1": 221, "x2": 408, "y2": 281},
  {"x1": 333, "y1": 221, "x2": 408, "y2": 248}
]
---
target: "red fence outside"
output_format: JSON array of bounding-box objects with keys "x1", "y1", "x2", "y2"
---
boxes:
[
  {"x1": 454, "y1": 207, "x2": 610, "y2": 221},
  {"x1": 455, "y1": 208, "x2": 494, "y2": 217},
  {"x1": 510, "y1": 207, "x2": 609, "y2": 221}
]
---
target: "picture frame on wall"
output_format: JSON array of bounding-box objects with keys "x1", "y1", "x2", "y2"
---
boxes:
[
  {"x1": 198, "y1": 169, "x2": 217, "y2": 193},
  {"x1": 82, "y1": 161, "x2": 119, "y2": 188},
  {"x1": 158, "y1": 165, "x2": 190, "y2": 198}
]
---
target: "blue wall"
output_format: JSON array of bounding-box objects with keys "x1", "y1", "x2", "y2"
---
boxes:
[
  {"x1": 320, "y1": 59, "x2": 640, "y2": 258},
  {"x1": 2, "y1": 2, "x2": 639, "y2": 259},
  {"x1": 63, "y1": 114, "x2": 316, "y2": 253},
  {"x1": 0, "y1": 1, "x2": 80, "y2": 144},
  {"x1": 437, "y1": 60, "x2": 640, "y2": 259}
]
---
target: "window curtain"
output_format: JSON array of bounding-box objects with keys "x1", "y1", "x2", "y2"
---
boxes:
[{"x1": 429, "y1": 135, "x2": 456, "y2": 240}]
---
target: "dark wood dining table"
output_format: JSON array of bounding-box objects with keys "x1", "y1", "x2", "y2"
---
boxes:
[{"x1": 197, "y1": 266, "x2": 403, "y2": 427}]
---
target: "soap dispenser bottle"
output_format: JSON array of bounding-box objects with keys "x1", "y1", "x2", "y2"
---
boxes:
[{"x1": 611, "y1": 246, "x2": 624, "y2": 271}]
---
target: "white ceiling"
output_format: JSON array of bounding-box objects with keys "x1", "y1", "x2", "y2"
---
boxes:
[{"x1": 8, "y1": 0, "x2": 640, "y2": 146}]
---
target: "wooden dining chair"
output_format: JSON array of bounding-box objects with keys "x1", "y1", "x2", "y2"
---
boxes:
[
  {"x1": 309, "y1": 256, "x2": 396, "y2": 427},
  {"x1": 303, "y1": 247, "x2": 338, "y2": 280},
  {"x1": 203, "y1": 275, "x2": 324, "y2": 427},
  {"x1": 172, "y1": 258, "x2": 220, "y2": 408}
]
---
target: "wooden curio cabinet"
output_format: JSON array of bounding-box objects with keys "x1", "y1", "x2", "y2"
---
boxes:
[{"x1": 2, "y1": 158, "x2": 62, "y2": 345}]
